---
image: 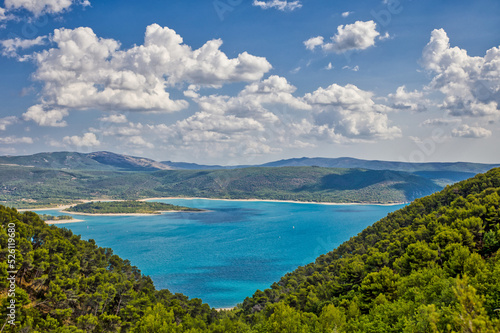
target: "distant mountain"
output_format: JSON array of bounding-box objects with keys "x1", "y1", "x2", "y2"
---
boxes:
[
  {"x1": 0, "y1": 165, "x2": 440, "y2": 208},
  {"x1": 160, "y1": 161, "x2": 241, "y2": 170},
  {"x1": 86, "y1": 151, "x2": 172, "y2": 171},
  {"x1": 0, "y1": 152, "x2": 498, "y2": 184},
  {"x1": 259, "y1": 157, "x2": 499, "y2": 173},
  {"x1": 0, "y1": 151, "x2": 172, "y2": 172}
]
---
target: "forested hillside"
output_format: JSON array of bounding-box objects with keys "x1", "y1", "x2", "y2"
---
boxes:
[
  {"x1": 0, "y1": 165, "x2": 440, "y2": 208},
  {"x1": 1, "y1": 169, "x2": 500, "y2": 331},
  {"x1": 240, "y1": 168, "x2": 500, "y2": 332}
]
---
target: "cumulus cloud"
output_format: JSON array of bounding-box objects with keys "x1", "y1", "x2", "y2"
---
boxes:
[
  {"x1": 304, "y1": 36, "x2": 324, "y2": 51},
  {"x1": 305, "y1": 21, "x2": 381, "y2": 53},
  {"x1": 100, "y1": 122, "x2": 144, "y2": 137},
  {"x1": 0, "y1": 36, "x2": 46, "y2": 58},
  {"x1": 150, "y1": 75, "x2": 312, "y2": 157},
  {"x1": 341, "y1": 11, "x2": 352, "y2": 18},
  {"x1": 160, "y1": 79, "x2": 401, "y2": 151},
  {"x1": 22, "y1": 105, "x2": 68, "y2": 127},
  {"x1": 0, "y1": 136, "x2": 33, "y2": 144},
  {"x1": 99, "y1": 114, "x2": 128, "y2": 123},
  {"x1": 342, "y1": 65, "x2": 359, "y2": 72},
  {"x1": 63, "y1": 132, "x2": 100, "y2": 147},
  {"x1": 388, "y1": 85, "x2": 428, "y2": 112},
  {"x1": 0, "y1": 8, "x2": 6, "y2": 20},
  {"x1": 3, "y1": 0, "x2": 89, "y2": 17},
  {"x1": 451, "y1": 124, "x2": 492, "y2": 138},
  {"x1": 252, "y1": 0, "x2": 302, "y2": 11},
  {"x1": 13, "y1": 24, "x2": 271, "y2": 126},
  {"x1": 420, "y1": 118, "x2": 461, "y2": 127},
  {"x1": 126, "y1": 136, "x2": 153, "y2": 148},
  {"x1": 421, "y1": 28, "x2": 500, "y2": 117},
  {"x1": 0, "y1": 116, "x2": 18, "y2": 130},
  {"x1": 304, "y1": 83, "x2": 401, "y2": 140}
]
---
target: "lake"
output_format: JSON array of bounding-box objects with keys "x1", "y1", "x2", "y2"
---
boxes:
[{"x1": 36, "y1": 199, "x2": 405, "y2": 308}]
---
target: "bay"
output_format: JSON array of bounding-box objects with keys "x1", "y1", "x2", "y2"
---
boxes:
[{"x1": 35, "y1": 199, "x2": 405, "y2": 308}]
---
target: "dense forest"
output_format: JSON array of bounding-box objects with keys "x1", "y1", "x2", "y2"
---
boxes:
[
  {"x1": 0, "y1": 165, "x2": 440, "y2": 208},
  {"x1": 65, "y1": 201, "x2": 202, "y2": 214},
  {"x1": 38, "y1": 214, "x2": 74, "y2": 221},
  {"x1": 0, "y1": 169, "x2": 499, "y2": 331}
]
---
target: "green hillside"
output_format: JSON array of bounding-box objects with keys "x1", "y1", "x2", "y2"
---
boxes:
[
  {"x1": 65, "y1": 201, "x2": 203, "y2": 214},
  {"x1": 0, "y1": 168, "x2": 499, "y2": 331},
  {"x1": 0, "y1": 151, "x2": 172, "y2": 172},
  {"x1": 0, "y1": 165, "x2": 441, "y2": 208}
]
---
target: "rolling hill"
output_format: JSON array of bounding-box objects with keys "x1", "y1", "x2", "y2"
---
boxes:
[
  {"x1": 1, "y1": 151, "x2": 498, "y2": 175},
  {"x1": 0, "y1": 165, "x2": 440, "y2": 208},
  {"x1": 1, "y1": 167, "x2": 499, "y2": 331}
]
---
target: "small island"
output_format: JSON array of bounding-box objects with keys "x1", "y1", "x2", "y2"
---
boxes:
[
  {"x1": 39, "y1": 214, "x2": 74, "y2": 221},
  {"x1": 64, "y1": 200, "x2": 203, "y2": 215}
]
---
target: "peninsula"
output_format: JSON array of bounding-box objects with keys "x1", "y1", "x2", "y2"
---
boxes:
[{"x1": 64, "y1": 200, "x2": 203, "y2": 215}]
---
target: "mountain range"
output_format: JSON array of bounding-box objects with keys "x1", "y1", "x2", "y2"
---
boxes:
[
  {"x1": 1, "y1": 151, "x2": 498, "y2": 174},
  {"x1": 1, "y1": 151, "x2": 498, "y2": 208}
]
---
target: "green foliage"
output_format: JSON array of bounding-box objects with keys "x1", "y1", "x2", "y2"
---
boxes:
[
  {"x1": 1, "y1": 168, "x2": 500, "y2": 331},
  {"x1": 39, "y1": 214, "x2": 74, "y2": 221},
  {"x1": 65, "y1": 200, "x2": 202, "y2": 214},
  {"x1": 0, "y1": 206, "x2": 214, "y2": 332},
  {"x1": 0, "y1": 165, "x2": 441, "y2": 208},
  {"x1": 238, "y1": 168, "x2": 500, "y2": 332}
]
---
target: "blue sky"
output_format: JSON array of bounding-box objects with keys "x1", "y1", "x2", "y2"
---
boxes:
[{"x1": 0, "y1": 0, "x2": 499, "y2": 164}]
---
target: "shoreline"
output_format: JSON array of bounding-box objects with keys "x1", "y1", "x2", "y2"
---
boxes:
[
  {"x1": 139, "y1": 197, "x2": 407, "y2": 206},
  {"x1": 46, "y1": 219, "x2": 85, "y2": 224},
  {"x1": 17, "y1": 197, "x2": 407, "y2": 212},
  {"x1": 63, "y1": 210, "x2": 189, "y2": 217}
]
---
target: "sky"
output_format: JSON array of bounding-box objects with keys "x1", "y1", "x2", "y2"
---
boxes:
[{"x1": 0, "y1": 0, "x2": 499, "y2": 165}]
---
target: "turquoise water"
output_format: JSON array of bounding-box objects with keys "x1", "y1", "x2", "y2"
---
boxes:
[{"x1": 36, "y1": 199, "x2": 405, "y2": 308}]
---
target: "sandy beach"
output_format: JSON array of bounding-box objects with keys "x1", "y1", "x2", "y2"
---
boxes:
[
  {"x1": 18, "y1": 204, "x2": 75, "y2": 212},
  {"x1": 46, "y1": 219, "x2": 85, "y2": 224},
  {"x1": 17, "y1": 197, "x2": 406, "y2": 212},
  {"x1": 139, "y1": 197, "x2": 406, "y2": 206},
  {"x1": 66, "y1": 211, "x2": 185, "y2": 217}
]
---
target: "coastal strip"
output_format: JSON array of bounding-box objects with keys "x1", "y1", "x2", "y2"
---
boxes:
[
  {"x1": 46, "y1": 219, "x2": 85, "y2": 224},
  {"x1": 16, "y1": 197, "x2": 407, "y2": 212},
  {"x1": 138, "y1": 197, "x2": 407, "y2": 206}
]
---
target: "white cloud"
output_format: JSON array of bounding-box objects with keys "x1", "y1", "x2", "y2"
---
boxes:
[
  {"x1": 0, "y1": 136, "x2": 33, "y2": 144},
  {"x1": 151, "y1": 75, "x2": 312, "y2": 157},
  {"x1": 0, "y1": 7, "x2": 13, "y2": 22},
  {"x1": 342, "y1": 65, "x2": 359, "y2": 72},
  {"x1": 22, "y1": 105, "x2": 68, "y2": 127},
  {"x1": 252, "y1": 0, "x2": 302, "y2": 11},
  {"x1": 304, "y1": 83, "x2": 401, "y2": 140},
  {"x1": 388, "y1": 85, "x2": 428, "y2": 112},
  {"x1": 63, "y1": 132, "x2": 100, "y2": 147},
  {"x1": 100, "y1": 122, "x2": 143, "y2": 137},
  {"x1": 324, "y1": 62, "x2": 333, "y2": 70},
  {"x1": 4, "y1": 0, "x2": 89, "y2": 17},
  {"x1": 99, "y1": 114, "x2": 128, "y2": 123},
  {"x1": 451, "y1": 124, "x2": 492, "y2": 138},
  {"x1": 0, "y1": 116, "x2": 18, "y2": 130},
  {"x1": 420, "y1": 118, "x2": 461, "y2": 127},
  {"x1": 304, "y1": 36, "x2": 324, "y2": 51},
  {"x1": 341, "y1": 11, "x2": 353, "y2": 18},
  {"x1": 306, "y1": 21, "x2": 380, "y2": 53},
  {"x1": 16, "y1": 24, "x2": 271, "y2": 126},
  {"x1": 379, "y1": 32, "x2": 391, "y2": 41},
  {"x1": 0, "y1": 36, "x2": 46, "y2": 58},
  {"x1": 421, "y1": 28, "x2": 500, "y2": 117},
  {"x1": 126, "y1": 136, "x2": 153, "y2": 148}
]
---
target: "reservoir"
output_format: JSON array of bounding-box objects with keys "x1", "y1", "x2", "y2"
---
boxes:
[{"x1": 36, "y1": 199, "x2": 405, "y2": 308}]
